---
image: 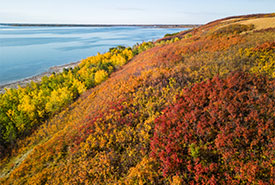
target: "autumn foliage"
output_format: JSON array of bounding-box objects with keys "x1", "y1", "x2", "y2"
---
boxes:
[
  {"x1": 0, "y1": 46, "x2": 134, "y2": 156},
  {"x1": 151, "y1": 72, "x2": 275, "y2": 184},
  {"x1": 0, "y1": 14, "x2": 274, "y2": 184}
]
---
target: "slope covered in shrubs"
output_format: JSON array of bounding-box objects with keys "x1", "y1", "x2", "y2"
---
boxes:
[
  {"x1": 0, "y1": 46, "x2": 134, "y2": 156},
  {"x1": 1, "y1": 14, "x2": 274, "y2": 184},
  {"x1": 151, "y1": 72, "x2": 274, "y2": 184}
]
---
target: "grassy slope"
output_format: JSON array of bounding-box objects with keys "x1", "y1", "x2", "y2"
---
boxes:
[{"x1": 1, "y1": 14, "x2": 274, "y2": 184}]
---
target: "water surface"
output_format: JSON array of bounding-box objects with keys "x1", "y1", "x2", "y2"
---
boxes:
[{"x1": 0, "y1": 25, "x2": 186, "y2": 85}]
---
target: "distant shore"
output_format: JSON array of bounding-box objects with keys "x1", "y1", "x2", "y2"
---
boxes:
[
  {"x1": 0, "y1": 24, "x2": 196, "y2": 94},
  {"x1": 0, "y1": 61, "x2": 80, "y2": 94},
  {"x1": 0, "y1": 23, "x2": 200, "y2": 28}
]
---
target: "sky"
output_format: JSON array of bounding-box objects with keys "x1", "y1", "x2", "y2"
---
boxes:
[{"x1": 0, "y1": 0, "x2": 274, "y2": 24}]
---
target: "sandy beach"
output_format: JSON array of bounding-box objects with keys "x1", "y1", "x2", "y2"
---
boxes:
[{"x1": 0, "y1": 61, "x2": 80, "y2": 94}]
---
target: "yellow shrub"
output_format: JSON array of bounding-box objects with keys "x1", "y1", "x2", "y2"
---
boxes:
[{"x1": 94, "y1": 70, "x2": 108, "y2": 84}]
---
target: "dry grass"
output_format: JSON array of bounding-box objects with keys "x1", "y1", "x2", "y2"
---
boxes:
[
  {"x1": 220, "y1": 18, "x2": 244, "y2": 24},
  {"x1": 210, "y1": 16, "x2": 275, "y2": 35},
  {"x1": 238, "y1": 17, "x2": 275, "y2": 30}
]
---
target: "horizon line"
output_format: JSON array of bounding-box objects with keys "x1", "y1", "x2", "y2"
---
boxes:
[{"x1": 0, "y1": 23, "x2": 201, "y2": 28}]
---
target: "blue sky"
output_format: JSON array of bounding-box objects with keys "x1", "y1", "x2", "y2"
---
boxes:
[{"x1": 0, "y1": 0, "x2": 274, "y2": 24}]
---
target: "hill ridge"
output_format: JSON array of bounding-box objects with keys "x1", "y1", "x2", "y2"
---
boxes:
[{"x1": 0, "y1": 13, "x2": 274, "y2": 184}]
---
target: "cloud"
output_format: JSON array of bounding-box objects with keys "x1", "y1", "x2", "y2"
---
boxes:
[
  {"x1": 176, "y1": 10, "x2": 229, "y2": 16},
  {"x1": 115, "y1": 7, "x2": 145, "y2": 12}
]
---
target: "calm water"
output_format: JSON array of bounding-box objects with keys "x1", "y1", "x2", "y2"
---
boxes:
[{"x1": 0, "y1": 25, "x2": 186, "y2": 85}]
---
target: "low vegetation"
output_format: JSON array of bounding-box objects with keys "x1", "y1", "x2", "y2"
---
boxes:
[
  {"x1": 0, "y1": 13, "x2": 274, "y2": 184},
  {"x1": 0, "y1": 46, "x2": 136, "y2": 156},
  {"x1": 164, "y1": 32, "x2": 180, "y2": 37},
  {"x1": 213, "y1": 23, "x2": 254, "y2": 36}
]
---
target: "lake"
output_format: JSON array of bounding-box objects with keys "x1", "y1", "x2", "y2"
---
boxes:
[{"x1": 0, "y1": 25, "x2": 187, "y2": 85}]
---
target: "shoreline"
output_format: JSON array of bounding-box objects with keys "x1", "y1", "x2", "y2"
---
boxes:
[
  {"x1": 0, "y1": 25, "x2": 196, "y2": 94},
  {"x1": 0, "y1": 61, "x2": 80, "y2": 93},
  {"x1": 0, "y1": 23, "x2": 200, "y2": 28}
]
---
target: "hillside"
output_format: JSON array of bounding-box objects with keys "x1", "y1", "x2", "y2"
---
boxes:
[{"x1": 0, "y1": 14, "x2": 275, "y2": 184}]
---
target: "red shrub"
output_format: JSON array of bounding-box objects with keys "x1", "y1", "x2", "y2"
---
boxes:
[{"x1": 151, "y1": 72, "x2": 275, "y2": 184}]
